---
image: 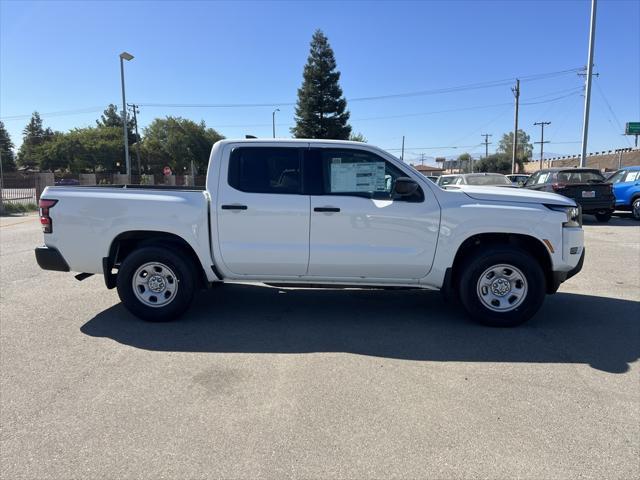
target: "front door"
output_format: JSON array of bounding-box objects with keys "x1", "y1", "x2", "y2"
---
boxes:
[
  {"x1": 306, "y1": 147, "x2": 440, "y2": 279},
  {"x1": 217, "y1": 145, "x2": 310, "y2": 276}
]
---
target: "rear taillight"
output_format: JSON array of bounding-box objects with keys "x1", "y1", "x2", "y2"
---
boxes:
[
  {"x1": 39, "y1": 199, "x2": 58, "y2": 233},
  {"x1": 551, "y1": 183, "x2": 566, "y2": 191}
]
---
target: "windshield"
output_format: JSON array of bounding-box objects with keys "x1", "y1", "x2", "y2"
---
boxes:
[
  {"x1": 557, "y1": 170, "x2": 604, "y2": 184},
  {"x1": 466, "y1": 175, "x2": 512, "y2": 186}
]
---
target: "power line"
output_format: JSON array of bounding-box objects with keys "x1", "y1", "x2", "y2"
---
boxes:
[
  {"x1": 0, "y1": 107, "x2": 105, "y2": 121},
  {"x1": 593, "y1": 78, "x2": 633, "y2": 147},
  {"x1": 134, "y1": 67, "x2": 583, "y2": 109},
  {"x1": 385, "y1": 143, "x2": 482, "y2": 151},
  {"x1": 0, "y1": 68, "x2": 584, "y2": 122},
  {"x1": 202, "y1": 92, "x2": 580, "y2": 130}
]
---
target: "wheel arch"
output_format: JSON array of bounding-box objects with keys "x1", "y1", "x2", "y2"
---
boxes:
[
  {"x1": 103, "y1": 230, "x2": 208, "y2": 289},
  {"x1": 449, "y1": 232, "x2": 554, "y2": 295}
]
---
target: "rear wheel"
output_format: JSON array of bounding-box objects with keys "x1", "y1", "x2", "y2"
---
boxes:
[
  {"x1": 595, "y1": 210, "x2": 612, "y2": 223},
  {"x1": 116, "y1": 246, "x2": 197, "y2": 322},
  {"x1": 459, "y1": 246, "x2": 545, "y2": 327}
]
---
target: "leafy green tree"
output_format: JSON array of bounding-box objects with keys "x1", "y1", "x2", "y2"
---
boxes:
[
  {"x1": 349, "y1": 132, "x2": 367, "y2": 142},
  {"x1": 292, "y1": 29, "x2": 351, "y2": 140},
  {"x1": 96, "y1": 104, "x2": 137, "y2": 143},
  {"x1": 38, "y1": 127, "x2": 123, "y2": 173},
  {"x1": 497, "y1": 129, "x2": 533, "y2": 162},
  {"x1": 141, "y1": 117, "x2": 224, "y2": 174},
  {"x1": 0, "y1": 121, "x2": 17, "y2": 172},
  {"x1": 474, "y1": 153, "x2": 525, "y2": 174},
  {"x1": 17, "y1": 112, "x2": 54, "y2": 169},
  {"x1": 457, "y1": 152, "x2": 472, "y2": 173}
]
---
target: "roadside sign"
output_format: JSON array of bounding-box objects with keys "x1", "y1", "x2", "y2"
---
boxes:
[
  {"x1": 625, "y1": 122, "x2": 640, "y2": 135},
  {"x1": 163, "y1": 166, "x2": 172, "y2": 176}
]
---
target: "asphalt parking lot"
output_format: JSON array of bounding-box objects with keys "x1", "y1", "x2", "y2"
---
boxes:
[{"x1": 1, "y1": 213, "x2": 639, "y2": 479}]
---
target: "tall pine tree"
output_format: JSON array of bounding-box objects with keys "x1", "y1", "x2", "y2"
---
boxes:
[
  {"x1": 292, "y1": 30, "x2": 351, "y2": 140},
  {"x1": 17, "y1": 112, "x2": 52, "y2": 169},
  {"x1": 0, "y1": 120, "x2": 17, "y2": 172}
]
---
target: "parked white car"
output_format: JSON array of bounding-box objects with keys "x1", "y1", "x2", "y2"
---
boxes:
[{"x1": 35, "y1": 139, "x2": 584, "y2": 327}]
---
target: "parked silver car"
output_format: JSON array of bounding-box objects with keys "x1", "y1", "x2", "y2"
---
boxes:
[{"x1": 437, "y1": 173, "x2": 514, "y2": 187}]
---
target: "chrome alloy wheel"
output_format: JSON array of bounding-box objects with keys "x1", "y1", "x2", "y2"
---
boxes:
[
  {"x1": 476, "y1": 263, "x2": 528, "y2": 312},
  {"x1": 633, "y1": 198, "x2": 640, "y2": 220},
  {"x1": 132, "y1": 262, "x2": 178, "y2": 308}
]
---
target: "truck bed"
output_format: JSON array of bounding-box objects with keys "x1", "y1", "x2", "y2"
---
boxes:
[{"x1": 66, "y1": 184, "x2": 207, "y2": 192}]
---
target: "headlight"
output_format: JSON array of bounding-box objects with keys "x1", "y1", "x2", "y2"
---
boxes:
[{"x1": 547, "y1": 205, "x2": 582, "y2": 227}]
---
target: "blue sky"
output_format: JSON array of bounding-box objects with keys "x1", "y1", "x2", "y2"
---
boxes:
[{"x1": 1, "y1": 0, "x2": 639, "y2": 164}]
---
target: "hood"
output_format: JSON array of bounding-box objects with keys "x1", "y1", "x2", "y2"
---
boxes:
[{"x1": 448, "y1": 185, "x2": 576, "y2": 207}]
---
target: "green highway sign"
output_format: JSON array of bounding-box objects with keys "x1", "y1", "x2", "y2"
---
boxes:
[{"x1": 625, "y1": 122, "x2": 640, "y2": 135}]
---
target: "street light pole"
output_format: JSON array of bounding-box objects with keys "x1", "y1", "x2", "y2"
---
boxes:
[
  {"x1": 119, "y1": 52, "x2": 134, "y2": 180},
  {"x1": 272, "y1": 108, "x2": 280, "y2": 138}
]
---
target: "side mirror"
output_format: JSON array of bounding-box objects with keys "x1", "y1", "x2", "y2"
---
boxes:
[{"x1": 394, "y1": 177, "x2": 419, "y2": 196}]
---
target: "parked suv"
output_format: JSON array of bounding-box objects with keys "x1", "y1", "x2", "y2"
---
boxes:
[
  {"x1": 524, "y1": 168, "x2": 615, "y2": 222},
  {"x1": 606, "y1": 166, "x2": 640, "y2": 220}
]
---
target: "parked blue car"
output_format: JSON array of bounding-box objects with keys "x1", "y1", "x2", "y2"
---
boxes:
[{"x1": 607, "y1": 166, "x2": 640, "y2": 220}]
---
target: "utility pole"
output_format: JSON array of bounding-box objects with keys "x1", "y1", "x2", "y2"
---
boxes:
[
  {"x1": 534, "y1": 121, "x2": 551, "y2": 170},
  {"x1": 580, "y1": 0, "x2": 597, "y2": 167},
  {"x1": 511, "y1": 79, "x2": 520, "y2": 174},
  {"x1": 481, "y1": 133, "x2": 492, "y2": 159},
  {"x1": 400, "y1": 136, "x2": 405, "y2": 161},
  {"x1": 420, "y1": 153, "x2": 425, "y2": 166},
  {"x1": 128, "y1": 103, "x2": 142, "y2": 177}
]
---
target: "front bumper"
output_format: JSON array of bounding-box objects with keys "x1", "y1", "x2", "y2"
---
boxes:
[
  {"x1": 35, "y1": 246, "x2": 70, "y2": 272},
  {"x1": 550, "y1": 248, "x2": 585, "y2": 293}
]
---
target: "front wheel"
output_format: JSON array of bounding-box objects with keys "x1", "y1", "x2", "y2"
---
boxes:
[
  {"x1": 632, "y1": 198, "x2": 640, "y2": 221},
  {"x1": 459, "y1": 246, "x2": 546, "y2": 327},
  {"x1": 116, "y1": 246, "x2": 197, "y2": 322}
]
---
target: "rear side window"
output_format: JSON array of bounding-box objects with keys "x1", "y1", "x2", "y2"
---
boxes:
[
  {"x1": 534, "y1": 172, "x2": 550, "y2": 185},
  {"x1": 624, "y1": 171, "x2": 640, "y2": 182},
  {"x1": 557, "y1": 170, "x2": 604, "y2": 184},
  {"x1": 228, "y1": 147, "x2": 301, "y2": 194}
]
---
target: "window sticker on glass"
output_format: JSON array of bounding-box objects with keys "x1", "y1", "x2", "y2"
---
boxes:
[{"x1": 330, "y1": 162, "x2": 387, "y2": 192}]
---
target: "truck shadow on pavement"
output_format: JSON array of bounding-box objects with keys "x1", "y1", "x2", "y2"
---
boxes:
[{"x1": 81, "y1": 284, "x2": 639, "y2": 374}]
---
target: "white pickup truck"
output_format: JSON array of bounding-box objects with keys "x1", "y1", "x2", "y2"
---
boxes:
[{"x1": 35, "y1": 139, "x2": 585, "y2": 327}]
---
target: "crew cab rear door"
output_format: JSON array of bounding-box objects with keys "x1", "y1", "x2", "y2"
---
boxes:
[{"x1": 217, "y1": 144, "x2": 310, "y2": 276}]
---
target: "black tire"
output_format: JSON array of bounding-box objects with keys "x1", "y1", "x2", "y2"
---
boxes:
[
  {"x1": 116, "y1": 246, "x2": 197, "y2": 322},
  {"x1": 632, "y1": 197, "x2": 640, "y2": 221},
  {"x1": 595, "y1": 211, "x2": 612, "y2": 223},
  {"x1": 458, "y1": 245, "x2": 546, "y2": 327}
]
